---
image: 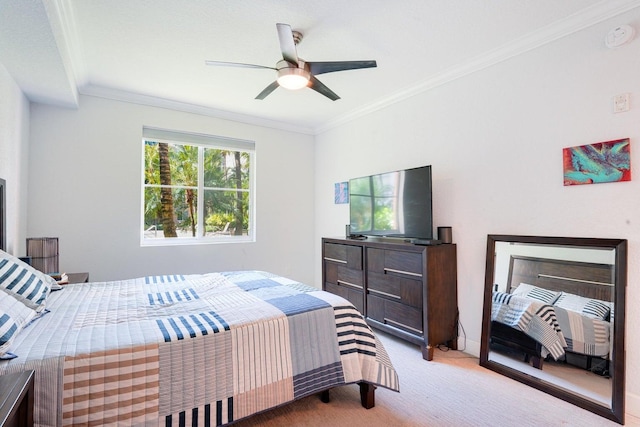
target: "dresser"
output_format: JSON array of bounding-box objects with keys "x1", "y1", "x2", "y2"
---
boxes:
[{"x1": 322, "y1": 237, "x2": 458, "y2": 360}]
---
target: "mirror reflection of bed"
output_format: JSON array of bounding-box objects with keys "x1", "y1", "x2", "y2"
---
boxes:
[
  {"x1": 489, "y1": 251, "x2": 615, "y2": 406},
  {"x1": 480, "y1": 236, "x2": 627, "y2": 425}
]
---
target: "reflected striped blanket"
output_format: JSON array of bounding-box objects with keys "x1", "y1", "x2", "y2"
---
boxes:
[
  {"x1": 0, "y1": 271, "x2": 399, "y2": 426},
  {"x1": 553, "y1": 305, "x2": 610, "y2": 357},
  {"x1": 491, "y1": 291, "x2": 566, "y2": 359}
]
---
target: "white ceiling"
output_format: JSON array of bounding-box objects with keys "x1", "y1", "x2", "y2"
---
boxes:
[{"x1": 1, "y1": 0, "x2": 639, "y2": 134}]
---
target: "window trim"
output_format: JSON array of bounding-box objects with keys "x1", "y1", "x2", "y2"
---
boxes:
[{"x1": 140, "y1": 127, "x2": 256, "y2": 247}]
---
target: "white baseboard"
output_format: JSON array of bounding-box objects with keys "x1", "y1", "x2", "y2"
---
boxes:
[
  {"x1": 627, "y1": 391, "x2": 640, "y2": 419},
  {"x1": 458, "y1": 337, "x2": 481, "y2": 358}
]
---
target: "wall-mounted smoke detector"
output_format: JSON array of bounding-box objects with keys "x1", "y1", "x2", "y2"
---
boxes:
[{"x1": 605, "y1": 25, "x2": 635, "y2": 49}]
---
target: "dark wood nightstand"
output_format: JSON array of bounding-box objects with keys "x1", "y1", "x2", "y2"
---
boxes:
[{"x1": 0, "y1": 370, "x2": 34, "y2": 427}]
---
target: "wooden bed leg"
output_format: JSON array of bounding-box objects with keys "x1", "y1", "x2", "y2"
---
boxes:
[
  {"x1": 358, "y1": 382, "x2": 376, "y2": 409},
  {"x1": 319, "y1": 389, "x2": 330, "y2": 403},
  {"x1": 532, "y1": 356, "x2": 543, "y2": 370}
]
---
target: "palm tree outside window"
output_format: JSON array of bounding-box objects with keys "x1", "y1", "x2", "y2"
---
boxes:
[{"x1": 141, "y1": 127, "x2": 255, "y2": 245}]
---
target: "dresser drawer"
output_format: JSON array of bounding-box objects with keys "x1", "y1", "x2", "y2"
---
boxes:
[
  {"x1": 367, "y1": 271, "x2": 422, "y2": 308},
  {"x1": 367, "y1": 295, "x2": 422, "y2": 335},
  {"x1": 324, "y1": 282, "x2": 364, "y2": 314},
  {"x1": 324, "y1": 262, "x2": 364, "y2": 288},
  {"x1": 324, "y1": 243, "x2": 363, "y2": 270},
  {"x1": 367, "y1": 247, "x2": 423, "y2": 277}
]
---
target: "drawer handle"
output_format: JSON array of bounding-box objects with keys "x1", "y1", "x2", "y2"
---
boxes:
[
  {"x1": 337, "y1": 280, "x2": 363, "y2": 290},
  {"x1": 368, "y1": 288, "x2": 401, "y2": 300},
  {"x1": 384, "y1": 317, "x2": 423, "y2": 334},
  {"x1": 324, "y1": 257, "x2": 347, "y2": 264},
  {"x1": 383, "y1": 267, "x2": 422, "y2": 278}
]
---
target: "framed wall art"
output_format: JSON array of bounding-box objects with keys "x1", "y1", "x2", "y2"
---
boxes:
[
  {"x1": 563, "y1": 138, "x2": 630, "y2": 186},
  {"x1": 334, "y1": 182, "x2": 349, "y2": 204}
]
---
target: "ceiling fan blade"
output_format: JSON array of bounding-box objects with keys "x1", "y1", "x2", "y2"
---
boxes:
[
  {"x1": 255, "y1": 81, "x2": 280, "y2": 100},
  {"x1": 308, "y1": 60, "x2": 377, "y2": 76},
  {"x1": 276, "y1": 23, "x2": 299, "y2": 65},
  {"x1": 309, "y1": 76, "x2": 340, "y2": 101},
  {"x1": 205, "y1": 60, "x2": 275, "y2": 70}
]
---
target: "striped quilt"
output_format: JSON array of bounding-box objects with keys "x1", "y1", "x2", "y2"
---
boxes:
[
  {"x1": 0, "y1": 271, "x2": 399, "y2": 426},
  {"x1": 492, "y1": 291, "x2": 611, "y2": 360},
  {"x1": 491, "y1": 291, "x2": 566, "y2": 360}
]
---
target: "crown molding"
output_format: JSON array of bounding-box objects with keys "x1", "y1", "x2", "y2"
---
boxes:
[
  {"x1": 79, "y1": 84, "x2": 316, "y2": 135},
  {"x1": 315, "y1": 0, "x2": 640, "y2": 135},
  {"x1": 41, "y1": 0, "x2": 85, "y2": 107}
]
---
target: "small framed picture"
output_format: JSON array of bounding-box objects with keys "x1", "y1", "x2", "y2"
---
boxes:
[{"x1": 334, "y1": 182, "x2": 349, "y2": 204}]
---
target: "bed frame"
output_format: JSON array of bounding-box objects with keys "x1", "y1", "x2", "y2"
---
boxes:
[{"x1": 490, "y1": 255, "x2": 614, "y2": 369}]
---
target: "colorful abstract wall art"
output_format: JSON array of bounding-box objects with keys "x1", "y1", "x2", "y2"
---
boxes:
[
  {"x1": 334, "y1": 182, "x2": 349, "y2": 204},
  {"x1": 563, "y1": 138, "x2": 631, "y2": 186}
]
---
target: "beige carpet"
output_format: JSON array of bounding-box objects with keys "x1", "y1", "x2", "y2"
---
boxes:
[{"x1": 233, "y1": 331, "x2": 639, "y2": 426}]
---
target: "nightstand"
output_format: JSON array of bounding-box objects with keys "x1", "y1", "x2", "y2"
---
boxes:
[
  {"x1": 66, "y1": 272, "x2": 89, "y2": 284},
  {"x1": 0, "y1": 370, "x2": 34, "y2": 427}
]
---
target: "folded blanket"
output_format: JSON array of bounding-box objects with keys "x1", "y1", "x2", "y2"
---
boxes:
[{"x1": 492, "y1": 292, "x2": 566, "y2": 360}]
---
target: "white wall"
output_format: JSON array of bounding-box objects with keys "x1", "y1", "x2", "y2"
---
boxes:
[
  {"x1": 0, "y1": 63, "x2": 30, "y2": 255},
  {"x1": 28, "y1": 95, "x2": 316, "y2": 284},
  {"x1": 314, "y1": 10, "x2": 640, "y2": 416}
]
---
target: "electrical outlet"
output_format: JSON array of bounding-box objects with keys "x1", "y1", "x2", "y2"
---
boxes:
[{"x1": 613, "y1": 93, "x2": 630, "y2": 113}]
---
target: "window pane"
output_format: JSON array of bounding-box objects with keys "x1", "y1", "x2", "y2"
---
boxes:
[
  {"x1": 203, "y1": 189, "x2": 249, "y2": 236},
  {"x1": 144, "y1": 141, "x2": 198, "y2": 187},
  {"x1": 204, "y1": 148, "x2": 250, "y2": 189},
  {"x1": 144, "y1": 187, "x2": 198, "y2": 239}
]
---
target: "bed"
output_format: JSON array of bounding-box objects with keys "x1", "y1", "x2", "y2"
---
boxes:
[
  {"x1": 489, "y1": 255, "x2": 614, "y2": 371},
  {"x1": 0, "y1": 251, "x2": 399, "y2": 426}
]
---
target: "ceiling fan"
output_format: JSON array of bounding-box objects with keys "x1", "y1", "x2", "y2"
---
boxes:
[{"x1": 205, "y1": 23, "x2": 377, "y2": 101}]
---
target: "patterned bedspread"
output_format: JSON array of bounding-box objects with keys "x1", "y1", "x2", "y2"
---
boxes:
[
  {"x1": 492, "y1": 291, "x2": 610, "y2": 360},
  {"x1": 553, "y1": 304, "x2": 610, "y2": 357},
  {"x1": 492, "y1": 291, "x2": 566, "y2": 360},
  {"x1": 0, "y1": 271, "x2": 399, "y2": 426}
]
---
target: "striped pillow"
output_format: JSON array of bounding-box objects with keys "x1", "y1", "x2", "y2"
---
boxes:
[
  {"x1": 0, "y1": 288, "x2": 37, "y2": 357},
  {"x1": 0, "y1": 250, "x2": 54, "y2": 312},
  {"x1": 511, "y1": 283, "x2": 559, "y2": 304},
  {"x1": 553, "y1": 292, "x2": 611, "y2": 320}
]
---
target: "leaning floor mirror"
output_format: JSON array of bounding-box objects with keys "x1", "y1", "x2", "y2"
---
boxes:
[{"x1": 480, "y1": 235, "x2": 627, "y2": 424}]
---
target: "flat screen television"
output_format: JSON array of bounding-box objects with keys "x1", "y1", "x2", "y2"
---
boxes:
[{"x1": 349, "y1": 165, "x2": 433, "y2": 240}]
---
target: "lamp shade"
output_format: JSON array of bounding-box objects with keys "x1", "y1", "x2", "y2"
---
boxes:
[
  {"x1": 277, "y1": 67, "x2": 310, "y2": 90},
  {"x1": 26, "y1": 237, "x2": 58, "y2": 273}
]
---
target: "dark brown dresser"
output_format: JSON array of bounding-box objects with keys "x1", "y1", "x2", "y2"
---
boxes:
[{"x1": 322, "y1": 237, "x2": 458, "y2": 360}]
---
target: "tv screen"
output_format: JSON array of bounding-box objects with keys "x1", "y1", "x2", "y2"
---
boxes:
[{"x1": 349, "y1": 165, "x2": 433, "y2": 240}]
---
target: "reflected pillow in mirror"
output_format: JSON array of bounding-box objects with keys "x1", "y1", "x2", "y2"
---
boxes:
[
  {"x1": 511, "y1": 283, "x2": 560, "y2": 304},
  {"x1": 553, "y1": 292, "x2": 611, "y2": 320}
]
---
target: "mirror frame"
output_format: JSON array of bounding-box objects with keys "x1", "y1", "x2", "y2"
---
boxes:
[{"x1": 480, "y1": 235, "x2": 627, "y2": 424}]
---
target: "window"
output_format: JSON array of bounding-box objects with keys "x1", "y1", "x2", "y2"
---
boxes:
[{"x1": 141, "y1": 127, "x2": 255, "y2": 245}]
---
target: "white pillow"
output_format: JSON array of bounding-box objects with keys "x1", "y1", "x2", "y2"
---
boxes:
[
  {"x1": 0, "y1": 250, "x2": 55, "y2": 313},
  {"x1": 511, "y1": 283, "x2": 559, "y2": 304},
  {"x1": 0, "y1": 288, "x2": 37, "y2": 357},
  {"x1": 553, "y1": 292, "x2": 611, "y2": 320}
]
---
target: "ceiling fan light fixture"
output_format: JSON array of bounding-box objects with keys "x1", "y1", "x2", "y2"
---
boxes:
[{"x1": 277, "y1": 67, "x2": 310, "y2": 90}]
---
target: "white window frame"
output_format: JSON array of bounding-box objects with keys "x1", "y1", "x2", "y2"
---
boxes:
[{"x1": 140, "y1": 126, "x2": 256, "y2": 246}]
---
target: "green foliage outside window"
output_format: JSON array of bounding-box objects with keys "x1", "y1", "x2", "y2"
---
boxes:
[{"x1": 143, "y1": 139, "x2": 251, "y2": 241}]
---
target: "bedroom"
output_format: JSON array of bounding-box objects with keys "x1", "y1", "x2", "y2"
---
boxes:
[{"x1": 1, "y1": 0, "x2": 639, "y2": 425}]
